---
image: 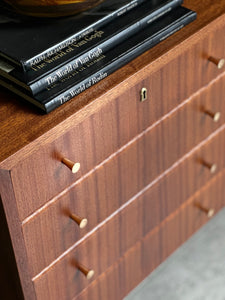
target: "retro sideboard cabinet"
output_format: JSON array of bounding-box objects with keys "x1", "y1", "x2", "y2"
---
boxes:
[{"x1": 0, "y1": 1, "x2": 225, "y2": 299}]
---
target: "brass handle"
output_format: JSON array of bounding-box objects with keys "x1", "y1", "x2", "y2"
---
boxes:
[
  {"x1": 204, "y1": 109, "x2": 221, "y2": 122},
  {"x1": 78, "y1": 264, "x2": 94, "y2": 279},
  {"x1": 208, "y1": 56, "x2": 225, "y2": 69},
  {"x1": 194, "y1": 202, "x2": 214, "y2": 218},
  {"x1": 62, "y1": 157, "x2": 80, "y2": 173},
  {"x1": 201, "y1": 160, "x2": 217, "y2": 174},
  {"x1": 70, "y1": 214, "x2": 88, "y2": 229}
]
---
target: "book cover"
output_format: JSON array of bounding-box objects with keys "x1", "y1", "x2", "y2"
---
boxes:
[
  {"x1": 0, "y1": 6, "x2": 197, "y2": 113},
  {"x1": 0, "y1": 0, "x2": 183, "y2": 95},
  {"x1": 0, "y1": 0, "x2": 147, "y2": 71}
]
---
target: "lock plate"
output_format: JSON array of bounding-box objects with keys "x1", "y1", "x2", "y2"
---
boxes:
[{"x1": 140, "y1": 87, "x2": 147, "y2": 102}]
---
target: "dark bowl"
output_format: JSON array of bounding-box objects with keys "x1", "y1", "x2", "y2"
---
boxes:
[{"x1": 3, "y1": 0, "x2": 105, "y2": 17}]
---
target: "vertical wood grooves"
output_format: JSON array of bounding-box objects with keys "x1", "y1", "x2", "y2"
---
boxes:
[
  {"x1": 22, "y1": 120, "x2": 225, "y2": 226},
  {"x1": 9, "y1": 52, "x2": 225, "y2": 221},
  {"x1": 1, "y1": 2, "x2": 225, "y2": 299},
  {"x1": 74, "y1": 168, "x2": 225, "y2": 300},
  {"x1": 0, "y1": 196, "x2": 24, "y2": 300},
  {"x1": 32, "y1": 160, "x2": 225, "y2": 292},
  {"x1": 0, "y1": 0, "x2": 224, "y2": 168},
  {"x1": 24, "y1": 122, "x2": 225, "y2": 278},
  {"x1": 0, "y1": 170, "x2": 36, "y2": 300}
]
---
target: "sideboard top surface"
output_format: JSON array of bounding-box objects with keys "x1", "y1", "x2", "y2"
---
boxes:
[{"x1": 0, "y1": 0, "x2": 225, "y2": 166}]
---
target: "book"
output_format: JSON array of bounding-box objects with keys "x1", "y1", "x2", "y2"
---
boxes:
[
  {"x1": 0, "y1": 0, "x2": 147, "y2": 71},
  {"x1": 0, "y1": 0, "x2": 183, "y2": 95},
  {"x1": 0, "y1": 6, "x2": 197, "y2": 114}
]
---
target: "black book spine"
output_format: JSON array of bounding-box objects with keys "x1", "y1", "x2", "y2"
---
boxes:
[
  {"x1": 22, "y1": 0, "x2": 146, "y2": 71},
  {"x1": 44, "y1": 10, "x2": 197, "y2": 113},
  {"x1": 29, "y1": 0, "x2": 183, "y2": 95}
]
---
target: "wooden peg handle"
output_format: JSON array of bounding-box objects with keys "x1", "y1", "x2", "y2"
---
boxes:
[
  {"x1": 204, "y1": 110, "x2": 221, "y2": 122},
  {"x1": 201, "y1": 160, "x2": 217, "y2": 174},
  {"x1": 194, "y1": 202, "x2": 214, "y2": 218},
  {"x1": 70, "y1": 214, "x2": 88, "y2": 229},
  {"x1": 78, "y1": 264, "x2": 94, "y2": 279},
  {"x1": 208, "y1": 56, "x2": 225, "y2": 69},
  {"x1": 62, "y1": 158, "x2": 80, "y2": 173}
]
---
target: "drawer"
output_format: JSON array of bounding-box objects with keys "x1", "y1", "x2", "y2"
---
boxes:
[
  {"x1": 26, "y1": 123, "x2": 225, "y2": 277},
  {"x1": 22, "y1": 88, "x2": 225, "y2": 277},
  {"x1": 75, "y1": 170, "x2": 225, "y2": 300},
  {"x1": 10, "y1": 22, "x2": 225, "y2": 221},
  {"x1": 33, "y1": 167, "x2": 225, "y2": 300}
]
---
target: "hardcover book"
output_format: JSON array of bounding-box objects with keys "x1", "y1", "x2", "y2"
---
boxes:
[
  {"x1": 0, "y1": 0, "x2": 183, "y2": 95},
  {"x1": 0, "y1": 6, "x2": 197, "y2": 113},
  {"x1": 0, "y1": 0, "x2": 147, "y2": 71}
]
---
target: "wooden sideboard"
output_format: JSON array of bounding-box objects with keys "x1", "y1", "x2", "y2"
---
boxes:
[{"x1": 0, "y1": 1, "x2": 225, "y2": 299}]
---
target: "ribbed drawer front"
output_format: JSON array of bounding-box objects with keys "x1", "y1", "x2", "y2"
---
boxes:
[
  {"x1": 75, "y1": 169, "x2": 225, "y2": 300},
  {"x1": 10, "y1": 16, "x2": 225, "y2": 221},
  {"x1": 33, "y1": 165, "x2": 225, "y2": 300},
  {"x1": 23, "y1": 73, "x2": 225, "y2": 277},
  {"x1": 1, "y1": 3, "x2": 225, "y2": 300},
  {"x1": 30, "y1": 125, "x2": 225, "y2": 292}
]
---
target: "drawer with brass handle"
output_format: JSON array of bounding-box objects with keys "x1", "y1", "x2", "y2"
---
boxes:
[
  {"x1": 23, "y1": 122, "x2": 225, "y2": 277},
  {"x1": 74, "y1": 168, "x2": 225, "y2": 300},
  {"x1": 32, "y1": 158, "x2": 225, "y2": 300},
  {"x1": 1, "y1": 2, "x2": 225, "y2": 300},
  {"x1": 5, "y1": 15, "x2": 225, "y2": 222}
]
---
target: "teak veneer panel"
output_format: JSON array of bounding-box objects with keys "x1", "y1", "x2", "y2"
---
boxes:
[
  {"x1": 15, "y1": 70, "x2": 225, "y2": 222},
  {"x1": 76, "y1": 169, "x2": 225, "y2": 300},
  {"x1": 0, "y1": 1, "x2": 225, "y2": 299},
  {"x1": 0, "y1": 198, "x2": 24, "y2": 300},
  {"x1": 34, "y1": 167, "x2": 225, "y2": 300},
  {"x1": 5, "y1": 33, "x2": 225, "y2": 221},
  {"x1": 31, "y1": 123, "x2": 225, "y2": 286},
  {"x1": 0, "y1": 171, "x2": 35, "y2": 300},
  {"x1": 23, "y1": 118, "x2": 225, "y2": 277}
]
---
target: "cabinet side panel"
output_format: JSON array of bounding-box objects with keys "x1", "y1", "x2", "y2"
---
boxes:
[
  {"x1": 0, "y1": 195, "x2": 24, "y2": 299},
  {"x1": 0, "y1": 170, "x2": 36, "y2": 300}
]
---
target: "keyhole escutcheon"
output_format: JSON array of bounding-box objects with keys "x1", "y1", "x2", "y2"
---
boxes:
[{"x1": 140, "y1": 87, "x2": 148, "y2": 102}]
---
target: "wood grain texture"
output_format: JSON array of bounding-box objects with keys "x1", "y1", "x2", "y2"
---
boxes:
[
  {"x1": 0, "y1": 197, "x2": 24, "y2": 300},
  {"x1": 0, "y1": 0, "x2": 225, "y2": 168},
  {"x1": 0, "y1": 2, "x2": 225, "y2": 299},
  {"x1": 3, "y1": 21, "x2": 225, "y2": 222},
  {"x1": 34, "y1": 167, "x2": 225, "y2": 300},
  {"x1": 29, "y1": 113, "x2": 225, "y2": 280},
  {"x1": 9, "y1": 68, "x2": 225, "y2": 222},
  {"x1": 22, "y1": 100, "x2": 225, "y2": 278},
  {"x1": 75, "y1": 168, "x2": 225, "y2": 300},
  {"x1": 0, "y1": 171, "x2": 35, "y2": 300}
]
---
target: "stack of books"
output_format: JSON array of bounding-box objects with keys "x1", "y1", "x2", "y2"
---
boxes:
[{"x1": 0, "y1": 0, "x2": 196, "y2": 113}]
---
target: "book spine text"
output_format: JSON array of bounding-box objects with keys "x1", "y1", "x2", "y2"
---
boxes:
[
  {"x1": 45, "y1": 11, "x2": 196, "y2": 113},
  {"x1": 22, "y1": 0, "x2": 147, "y2": 71}
]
